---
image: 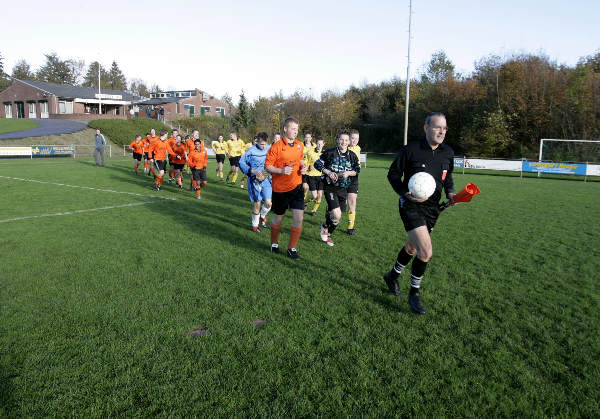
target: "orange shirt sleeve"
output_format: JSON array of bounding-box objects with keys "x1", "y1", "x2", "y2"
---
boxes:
[{"x1": 265, "y1": 142, "x2": 280, "y2": 169}]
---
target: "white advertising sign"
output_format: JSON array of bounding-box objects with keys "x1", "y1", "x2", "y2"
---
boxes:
[
  {"x1": 0, "y1": 147, "x2": 32, "y2": 157},
  {"x1": 464, "y1": 158, "x2": 521, "y2": 171},
  {"x1": 587, "y1": 164, "x2": 600, "y2": 177}
]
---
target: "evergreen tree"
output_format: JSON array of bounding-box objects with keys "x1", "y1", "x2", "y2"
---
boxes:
[
  {"x1": 36, "y1": 52, "x2": 76, "y2": 85},
  {"x1": 0, "y1": 52, "x2": 10, "y2": 92},
  {"x1": 108, "y1": 60, "x2": 126, "y2": 90},
  {"x1": 233, "y1": 90, "x2": 251, "y2": 129},
  {"x1": 82, "y1": 61, "x2": 109, "y2": 89},
  {"x1": 12, "y1": 59, "x2": 36, "y2": 80}
]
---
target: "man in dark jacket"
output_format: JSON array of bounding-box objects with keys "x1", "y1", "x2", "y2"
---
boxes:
[
  {"x1": 94, "y1": 129, "x2": 107, "y2": 167},
  {"x1": 384, "y1": 112, "x2": 456, "y2": 314}
]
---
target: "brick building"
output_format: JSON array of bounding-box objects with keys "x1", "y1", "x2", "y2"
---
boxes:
[
  {"x1": 135, "y1": 89, "x2": 233, "y2": 121},
  {"x1": 0, "y1": 79, "x2": 141, "y2": 120}
]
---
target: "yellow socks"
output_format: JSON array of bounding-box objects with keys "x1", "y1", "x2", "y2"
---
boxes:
[{"x1": 348, "y1": 211, "x2": 356, "y2": 229}]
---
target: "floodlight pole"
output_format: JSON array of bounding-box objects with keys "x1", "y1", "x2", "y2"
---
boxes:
[
  {"x1": 98, "y1": 62, "x2": 102, "y2": 114},
  {"x1": 403, "y1": 0, "x2": 413, "y2": 146}
]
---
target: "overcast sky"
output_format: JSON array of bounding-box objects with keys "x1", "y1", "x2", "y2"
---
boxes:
[{"x1": 2, "y1": 0, "x2": 598, "y2": 101}]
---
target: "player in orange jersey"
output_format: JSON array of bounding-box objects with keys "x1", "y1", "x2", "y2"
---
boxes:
[
  {"x1": 187, "y1": 139, "x2": 208, "y2": 199},
  {"x1": 167, "y1": 129, "x2": 179, "y2": 183},
  {"x1": 142, "y1": 132, "x2": 151, "y2": 174},
  {"x1": 129, "y1": 135, "x2": 145, "y2": 174},
  {"x1": 146, "y1": 128, "x2": 160, "y2": 177},
  {"x1": 170, "y1": 135, "x2": 188, "y2": 189},
  {"x1": 265, "y1": 117, "x2": 306, "y2": 259},
  {"x1": 149, "y1": 129, "x2": 176, "y2": 191}
]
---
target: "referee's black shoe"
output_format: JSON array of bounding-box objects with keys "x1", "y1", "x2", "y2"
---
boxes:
[
  {"x1": 408, "y1": 291, "x2": 426, "y2": 315},
  {"x1": 383, "y1": 271, "x2": 402, "y2": 297}
]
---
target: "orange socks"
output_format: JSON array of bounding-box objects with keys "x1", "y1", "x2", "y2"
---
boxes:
[
  {"x1": 270, "y1": 223, "x2": 282, "y2": 244},
  {"x1": 288, "y1": 226, "x2": 302, "y2": 249}
]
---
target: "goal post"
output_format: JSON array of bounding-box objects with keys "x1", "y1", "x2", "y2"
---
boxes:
[{"x1": 538, "y1": 138, "x2": 600, "y2": 177}]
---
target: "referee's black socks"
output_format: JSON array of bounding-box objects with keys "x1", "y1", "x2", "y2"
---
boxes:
[
  {"x1": 389, "y1": 247, "x2": 414, "y2": 280},
  {"x1": 410, "y1": 257, "x2": 428, "y2": 295}
]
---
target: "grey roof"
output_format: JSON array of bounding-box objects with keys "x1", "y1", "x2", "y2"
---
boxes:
[{"x1": 17, "y1": 79, "x2": 141, "y2": 101}]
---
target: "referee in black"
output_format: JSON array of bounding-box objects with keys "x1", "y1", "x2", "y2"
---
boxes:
[{"x1": 384, "y1": 112, "x2": 456, "y2": 314}]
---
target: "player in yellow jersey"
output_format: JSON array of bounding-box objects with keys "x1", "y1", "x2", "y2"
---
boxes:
[
  {"x1": 225, "y1": 131, "x2": 245, "y2": 185},
  {"x1": 302, "y1": 131, "x2": 315, "y2": 201},
  {"x1": 305, "y1": 136, "x2": 325, "y2": 216},
  {"x1": 346, "y1": 129, "x2": 362, "y2": 235},
  {"x1": 212, "y1": 134, "x2": 227, "y2": 181},
  {"x1": 239, "y1": 137, "x2": 256, "y2": 189}
]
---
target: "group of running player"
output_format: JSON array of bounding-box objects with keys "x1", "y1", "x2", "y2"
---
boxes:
[
  {"x1": 127, "y1": 118, "x2": 363, "y2": 254},
  {"x1": 128, "y1": 112, "x2": 455, "y2": 314}
]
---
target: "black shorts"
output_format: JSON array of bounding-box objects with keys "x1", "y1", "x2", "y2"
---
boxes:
[
  {"x1": 172, "y1": 163, "x2": 185, "y2": 170},
  {"x1": 133, "y1": 152, "x2": 142, "y2": 161},
  {"x1": 272, "y1": 184, "x2": 304, "y2": 215},
  {"x1": 192, "y1": 168, "x2": 207, "y2": 182},
  {"x1": 302, "y1": 174, "x2": 308, "y2": 184},
  {"x1": 324, "y1": 185, "x2": 348, "y2": 212},
  {"x1": 229, "y1": 156, "x2": 240, "y2": 167},
  {"x1": 216, "y1": 154, "x2": 226, "y2": 164},
  {"x1": 307, "y1": 175, "x2": 323, "y2": 191},
  {"x1": 347, "y1": 177, "x2": 359, "y2": 194},
  {"x1": 154, "y1": 160, "x2": 167, "y2": 171},
  {"x1": 399, "y1": 198, "x2": 440, "y2": 233},
  {"x1": 144, "y1": 152, "x2": 150, "y2": 160}
]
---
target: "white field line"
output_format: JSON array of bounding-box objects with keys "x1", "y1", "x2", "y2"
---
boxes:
[
  {"x1": 0, "y1": 202, "x2": 151, "y2": 223},
  {"x1": 0, "y1": 175, "x2": 176, "y2": 201}
]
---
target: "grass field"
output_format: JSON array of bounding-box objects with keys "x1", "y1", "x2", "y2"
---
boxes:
[
  {"x1": 1, "y1": 155, "x2": 599, "y2": 416},
  {"x1": 0, "y1": 118, "x2": 40, "y2": 134}
]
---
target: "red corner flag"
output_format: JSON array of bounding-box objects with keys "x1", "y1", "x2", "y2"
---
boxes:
[
  {"x1": 439, "y1": 183, "x2": 481, "y2": 212},
  {"x1": 454, "y1": 183, "x2": 481, "y2": 204}
]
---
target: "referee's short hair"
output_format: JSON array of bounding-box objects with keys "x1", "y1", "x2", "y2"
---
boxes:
[{"x1": 425, "y1": 112, "x2": 446, "y2": 125}]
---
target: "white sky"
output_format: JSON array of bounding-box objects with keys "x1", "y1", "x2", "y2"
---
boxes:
[{"x1": 2, "y1": 0, "x2": 598, "y2": 101}]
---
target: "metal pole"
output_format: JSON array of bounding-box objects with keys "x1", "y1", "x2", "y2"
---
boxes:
[
  {"x1": 538, "y1": 138, "x2": 543, "y2": 178},
  {"x1": 98, "y1": 62, "x2": 102, "y2": 114},
  {"x1": 403, "y1": 0, "x2": 413, "y2": 146}
]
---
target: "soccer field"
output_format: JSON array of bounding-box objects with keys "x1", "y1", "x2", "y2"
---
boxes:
[{"x1": 1, "y1": 155, "x2": 599, "y2": 416}]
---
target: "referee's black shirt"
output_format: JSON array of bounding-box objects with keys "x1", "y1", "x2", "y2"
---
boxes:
[{"x1": 388, "y1": 137, "x2": 455, "y2": 206}]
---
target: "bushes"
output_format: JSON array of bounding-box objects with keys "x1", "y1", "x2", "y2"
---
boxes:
[
  {"x1": 173, "y1": 116, "x2": 234, "y2": 141},
  {"x1": 88, "y1": 118, "x2": 170, "y2": 146}
]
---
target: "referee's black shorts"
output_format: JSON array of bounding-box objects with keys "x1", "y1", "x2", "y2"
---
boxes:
[
  {"x1": 272, "y1": 184, "x2": 304, "y2": 215},
  {"x1": 324, "y1": 184, "x2": 348, "y2": 212},
  {"x1": 399, "y1": 198, "x2": 440, "y2": 233}
]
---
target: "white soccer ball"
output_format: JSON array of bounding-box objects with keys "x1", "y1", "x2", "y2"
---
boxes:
[{"x1": 408, "y1": 172, "x2": 436, "y2": 200}]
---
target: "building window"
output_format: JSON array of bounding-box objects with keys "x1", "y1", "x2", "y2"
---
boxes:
[
  {"x1": 58, "y1": 100, "x2": 73, "y2": 114},
  {"x1": 215, "y1": 107, "x2": 225, "y2": 117},
  {"x1": 200, "y1": 106, "x2": 211, "y2": 115},
  {"x1": 4, "y1": 103, "x2": 13, "y2": 118},
  {"x1": 28, "y1": 102, "x2": 37, "y2": 118},
  {"x1": 39, "y1": 101, "x2": 49, "y2": 118}
]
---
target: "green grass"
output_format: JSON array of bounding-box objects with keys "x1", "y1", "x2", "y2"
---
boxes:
[
  {"x1": 0, "y1": 118, "x2": 40, "y2": 134},
  {"x1": 1, "y1": 155, "x2": 599, "y2": 416},
  {"x1": 89, "y1": 118, "x2": 171, "y2": 147}
]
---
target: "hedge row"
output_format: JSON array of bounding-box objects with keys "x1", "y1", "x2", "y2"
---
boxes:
[{"x1": 88, "y1": 118, "x2": 171, "y2": 147}]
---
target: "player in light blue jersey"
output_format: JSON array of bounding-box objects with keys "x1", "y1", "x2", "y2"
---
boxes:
[{"x1": 239, "y1": 132, "x2": 273, "y2": 232}]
